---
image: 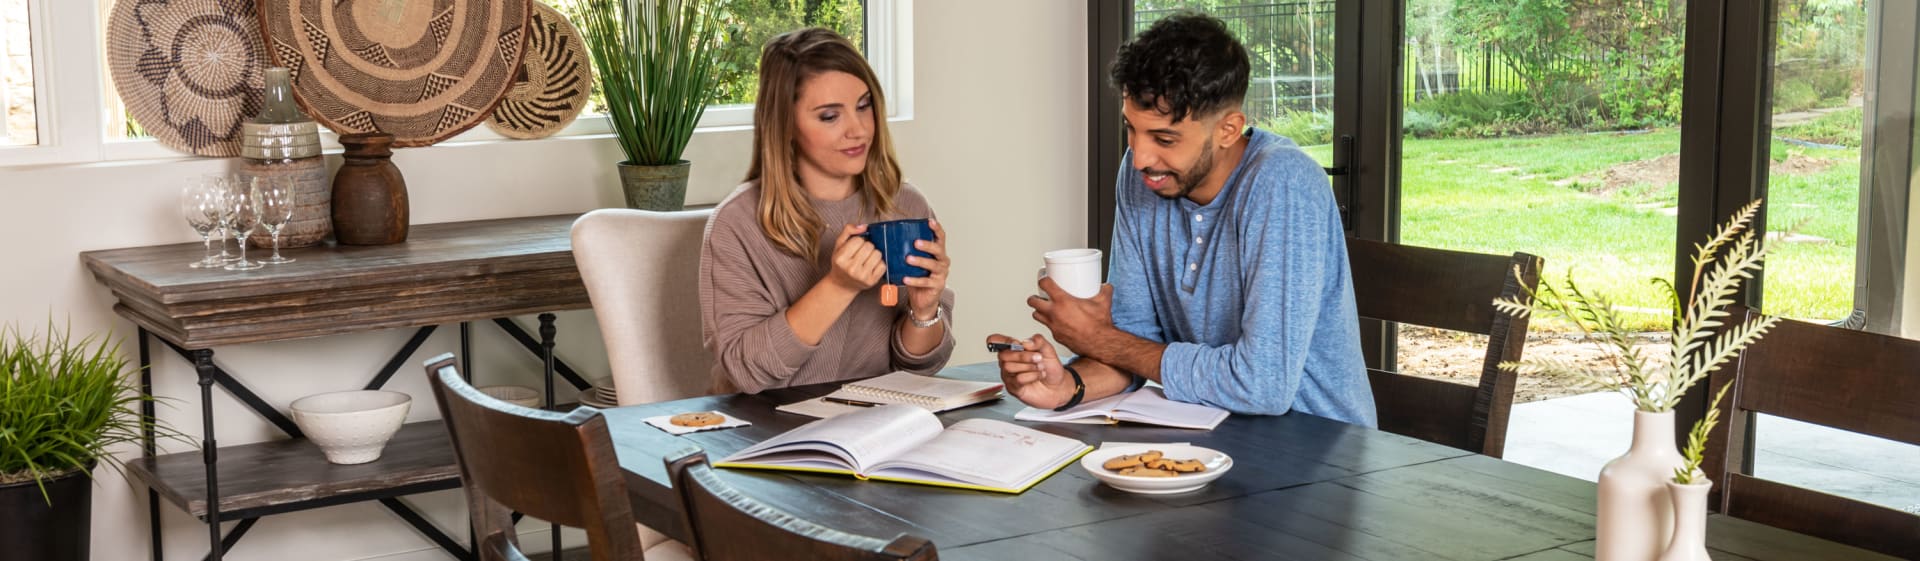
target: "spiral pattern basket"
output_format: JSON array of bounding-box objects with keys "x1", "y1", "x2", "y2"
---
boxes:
[
  {"x1": 259, "y1": 0, "x2": 530, "y2": 147},
  {"x1": 106, "y1": 0, "x2": 268, "y2": 157},
  {"x1": 485, "y1": 1, "x2": 591, "y2": 139}
]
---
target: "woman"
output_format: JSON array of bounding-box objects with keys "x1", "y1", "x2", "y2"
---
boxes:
[{"x1": 700, "y1": 27, "x2": 955, "y2": 394}]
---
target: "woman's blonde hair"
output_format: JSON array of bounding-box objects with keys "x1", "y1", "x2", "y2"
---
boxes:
[{"x1": 747, "y1": 27, "x2": 904, "y2": 262}]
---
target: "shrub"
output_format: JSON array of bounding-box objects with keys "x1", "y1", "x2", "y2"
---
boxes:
[
  {"x1": 1402, "y1": 108, "x2": 1460, "y2": 138},
  {"x1": 1262, "y1": 110, "x2": 1333, "y2": 146},
  {"x1": 1773, "y1": 81, "x2": 1821, "y2": 113}
]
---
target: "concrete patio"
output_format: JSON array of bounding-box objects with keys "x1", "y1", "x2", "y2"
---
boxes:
[{"x1": 1504, "y1": 392, "x2": 1920, "y2": 514}]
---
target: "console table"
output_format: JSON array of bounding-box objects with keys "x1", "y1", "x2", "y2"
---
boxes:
[{"x1": 82, "y1": 214, "x2": 596, "y2": 561}]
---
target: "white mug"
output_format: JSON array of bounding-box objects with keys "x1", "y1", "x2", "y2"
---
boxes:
[{"x1": 1038, "y1": 248, "x2": 1103, "y2": 299}]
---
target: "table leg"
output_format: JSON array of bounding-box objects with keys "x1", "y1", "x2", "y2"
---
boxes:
[
  {"x1": 192, "y1": 349, "x2": 223, "y2": 560},
  {"x1": 538, "y1": 313, "x2": 560, "y2": 556},
  {"x1": 141, "y1": 330, "x2": 164, "y2": 561},
  {"x1": 459, "y1": 321, "x2": 472, "y2": 382}
]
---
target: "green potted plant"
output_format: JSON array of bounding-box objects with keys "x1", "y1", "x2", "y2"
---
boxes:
[
  {"x1": 565, "y1": 0, "x2": 726, "y2": 210},
  {"x1": 1, "y1": 322, "x2": 169, "y2": 561},
  {"x1": 1494, "y1": 199, "x2": 1778, "y2": 561}
]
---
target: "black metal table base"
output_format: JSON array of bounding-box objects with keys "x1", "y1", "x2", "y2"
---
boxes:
[{"x1": 138, "y1": 315, "x2": 587, "y2": 561}]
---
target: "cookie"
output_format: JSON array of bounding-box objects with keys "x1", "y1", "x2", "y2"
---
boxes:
[
  {"x1": 1163, "y1": 459, "x2": 1206, "y2": 473},
  {"x1": 1101, "y1": 450, "x2": 1166, "y2": 471},
  {"x1": 1103, "y1": 455, "x2": 1145, "y2": 471},
  {"x1": 669, "y1": 412, "x2": 726, "y2": 427},
  {"x1": 1118, "y1": 466, "x2": 1178, "y2": 478}
]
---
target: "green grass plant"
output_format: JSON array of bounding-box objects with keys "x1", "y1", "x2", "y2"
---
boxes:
[
  {"x1": 1300, "y1": 127, "x2": 1860, "y2": 330},
  {"x1": 1, "y1": 322, "x2": 169, "y2": 504},
  {"x1": 565, "y1": 0, "x2": 725, "y2": 166}
]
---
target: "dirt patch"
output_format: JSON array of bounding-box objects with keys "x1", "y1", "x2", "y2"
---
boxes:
[
  {"x1": 1573, "y1": 153, "x2": 1837, "y2": 196},
  {"x1": 1583, "y1": 154, "x2": 1679, "y2": 196},
  {"x1": 1395, "y1": 326, "x2": 1673, "y2": 404},
  {"x1": 1771, "y1": 154, "x2": 1838, "y2": 175}
]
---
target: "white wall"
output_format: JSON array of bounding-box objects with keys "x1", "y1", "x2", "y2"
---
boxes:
[{"x1": 0, "y1": 1, "x2": 1087, "y2": 559}]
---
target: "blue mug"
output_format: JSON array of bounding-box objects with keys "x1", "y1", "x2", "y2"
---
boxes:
[{"x1": 857, "y1": 218, "x2": 935, "y2": 285}]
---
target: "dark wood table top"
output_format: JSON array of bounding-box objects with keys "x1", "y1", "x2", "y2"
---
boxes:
[
  {"x1": 604, "y1": 363, "x2": 1897, "y2": 561},
  {"x1": 80, "y1": 214, "x2": 588, "y2": 347}
]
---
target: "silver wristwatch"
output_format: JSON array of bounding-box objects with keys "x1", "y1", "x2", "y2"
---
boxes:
[{"x1": 909, "y1": 306, "x2": 945, "y2": 329}]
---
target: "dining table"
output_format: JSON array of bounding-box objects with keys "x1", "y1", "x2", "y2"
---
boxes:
[{"x1": 600, "y1": 362, "x2": 1897, "y2": 561}]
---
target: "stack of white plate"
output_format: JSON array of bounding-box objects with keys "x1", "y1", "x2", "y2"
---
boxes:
[{"x1": 578, "y1": 377, "x2": 619, "y2": 408}]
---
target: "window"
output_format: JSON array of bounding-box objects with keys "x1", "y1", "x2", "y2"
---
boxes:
[{"x1": 2, "y1": 0, "x2": 37, "y2": 146}]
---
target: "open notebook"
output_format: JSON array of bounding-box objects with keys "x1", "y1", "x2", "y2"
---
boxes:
[
  {"x1": 776, "y1": 371, "x2": 1004, "y2": 418},
  {"x1": 717, "y1": 404, "x2": 1090, "y2": 494},
  {"x1": 1014, "y1": 386, "x2": 1229, "y2": 430}
]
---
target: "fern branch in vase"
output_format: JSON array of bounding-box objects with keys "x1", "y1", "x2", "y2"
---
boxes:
[{"x1": 1493, "y1": 198, "x2": 1781, "y2": 413}]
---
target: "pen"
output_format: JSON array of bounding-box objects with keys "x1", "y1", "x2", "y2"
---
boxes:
[{"x1": 822, "y1": 396, "x2": 880, "y2": 407}]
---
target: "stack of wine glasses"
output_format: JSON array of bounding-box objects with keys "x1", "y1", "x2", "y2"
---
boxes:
[{"x1": 181, "y1": 173, "x2": 297, "y2": 271}]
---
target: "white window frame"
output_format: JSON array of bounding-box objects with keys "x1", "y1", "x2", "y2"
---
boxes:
[{"x1": 0, "y1": 0, "x2": 912, "y2": 168}]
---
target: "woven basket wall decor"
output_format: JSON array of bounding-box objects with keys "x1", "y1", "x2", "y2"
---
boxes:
[
  {"x1": 259, "y1": 0, "x2": 531, "y2": 147},
  {"x1": 106, "y1": 0, "x2": 268, "y2": 157},
  {"x1": 485, "y1": 1, "x2": 591, "y2": 139}
]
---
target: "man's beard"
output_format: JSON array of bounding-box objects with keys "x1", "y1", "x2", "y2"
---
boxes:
[{"x1": 1146, "y1": 141, "x2": 1216, "y2": 200}]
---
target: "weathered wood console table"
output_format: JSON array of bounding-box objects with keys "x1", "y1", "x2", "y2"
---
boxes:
[{"x1": 82, "y1": 214, "x2": 594, "y2": 561}]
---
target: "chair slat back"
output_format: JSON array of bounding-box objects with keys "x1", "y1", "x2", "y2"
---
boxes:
[
  {"x1": 1347, "y1": 238, "x2": 1543, "y2": 457},
  {"x1": 665, "y1": 449, "x2": 938, "y2": 561},
  {"x1": 1710, "y1": 313, "x2": 1920, "y2": 559},
  {"x1": 425, "y1": 353, "x2": 646, "y2": 561}
]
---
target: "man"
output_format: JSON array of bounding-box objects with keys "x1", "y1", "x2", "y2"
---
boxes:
[{"x1": 988, "y1": 12, "x2": 1375, "y2": 426}]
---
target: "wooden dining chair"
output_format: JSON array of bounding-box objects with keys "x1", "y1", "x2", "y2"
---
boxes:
[
  {"x1": 1704, "y1": 310, "x2": 1920, "y2": 559},
  {"x1": 423, "y1": 353, "x2": 692, "y2": 561},
  {"x1": 1347, "y1": 238, "x2": 1543, "y2": 458},
  {"x1": 571, "y1": 209, "x2": 716, "y2": 405},
  {"x1": 664, "y1": 449, "x2": 939, "y2": 561}
]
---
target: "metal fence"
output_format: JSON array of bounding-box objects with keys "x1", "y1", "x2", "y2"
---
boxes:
[{"x1": 1133, "y1": 2, "x2": 1551, "y2": 118}]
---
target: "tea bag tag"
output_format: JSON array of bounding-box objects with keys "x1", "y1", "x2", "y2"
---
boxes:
[{"x1": 880, "y1": 284, "x2": 899, "y2": 307}]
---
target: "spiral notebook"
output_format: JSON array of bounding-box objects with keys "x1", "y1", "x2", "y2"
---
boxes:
[{"x1": 777, "y1": 372, "x2": 1005, "y2": 418}]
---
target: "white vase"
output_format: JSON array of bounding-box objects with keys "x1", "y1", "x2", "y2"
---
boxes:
[
  {"x1": 1659, "y1": 479, "x2": 1714, "y2": 561},
  {"x1": 1596, "y1": 409, "x2": 1685, "y2": 561}
]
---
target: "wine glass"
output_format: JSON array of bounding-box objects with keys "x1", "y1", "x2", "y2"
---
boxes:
[
  {"x1": 220, "y1": 180, "x2": 264, "y2": 271},
  {"x1": 181, "y1": 179, "x2": 223, "y2": 268},
  {"x1": 204, "y1": 174, "x2": 241, "y2": 263},
  {"x1": 249, "y1": 175, "x2": 296, "y2": 264}
]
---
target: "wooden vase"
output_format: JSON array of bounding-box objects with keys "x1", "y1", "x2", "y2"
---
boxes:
[{"x1": 331, "y1": 133, "x2": 409, "y2": 245}]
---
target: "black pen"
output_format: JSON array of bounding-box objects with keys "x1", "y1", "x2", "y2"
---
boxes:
[{"x1": 822, "y1": 396, "x2": 880, "y2": 407}]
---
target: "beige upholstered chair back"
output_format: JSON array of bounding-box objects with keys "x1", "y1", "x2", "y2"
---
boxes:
[{"x1": 572, "y1": 209, "x2": 716, "y2": 405}]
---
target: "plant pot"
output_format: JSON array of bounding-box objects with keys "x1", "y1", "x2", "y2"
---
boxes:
[
  {"x1": 332, "y1": 133, "x2": 409, "y2": 245},
  {"x1": 1659, "y1": 479, "x2": 1713, "y2": 561},
  {"x1": 619, "y1": 160, "x2": 691, "y2": 211},
  {"x1": 1596, "y1": 409, "x2": 1686, "y2": 561},
  {"x1": 0, "y1": 467, "x2": 92, "y2": 561}
]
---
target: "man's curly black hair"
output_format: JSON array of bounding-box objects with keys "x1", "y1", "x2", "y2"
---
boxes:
[{"x1": 1110, "y1": 12, "x2": 1250, "y2": 124}]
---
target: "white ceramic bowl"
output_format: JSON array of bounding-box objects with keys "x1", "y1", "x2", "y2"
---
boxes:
[
  {"x1": 477, "y1": 385, "x2": 542, "y2": 408},
  {"x1": 1079, "y1": 444, "x2": 1233, "y2": 495},
  {"x1": 289, "y1": 390, "x2": 412, "y2": 465}
]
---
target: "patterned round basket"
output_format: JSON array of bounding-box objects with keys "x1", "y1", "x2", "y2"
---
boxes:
[
  {"x1": 485, "y1": 1, "x2": 591, "y2": 139},
  {"x1": 259, "y1": 0, "x2": 531, "y2": 147},
  {"x1": 106, "y1": 0, "x2": 268, "y2": 157}
]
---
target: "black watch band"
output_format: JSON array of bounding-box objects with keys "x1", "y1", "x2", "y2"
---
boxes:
[{"x1": 1052, "y1": 364, "x2": 1087, "y2": 412}]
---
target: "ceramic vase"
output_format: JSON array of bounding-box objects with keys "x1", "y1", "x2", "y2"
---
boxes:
[
  {"x1": 1595, "y1": 409, "x2": 1685, "y2": 561},
  {"x1": 619, "y1": 160, "x2": 690, "y2": 211},
  {"x1": 1658, "y1": 479, "x2": 1713, "y2": 561},
  {"x1": 331, "y1": 133, "x2": 409, "y2": 245},
  {"x1": 241, "y1": 67, "x2": 329, "y2": 248}
]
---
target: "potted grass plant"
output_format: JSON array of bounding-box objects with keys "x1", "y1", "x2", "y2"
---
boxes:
[
  {"x1": 1, "y1": 322, "x2": 169, "y2": 561},
  {"x1": 565, "y1": 0, "x2": 727, "y2": 211},
  {"x1": 1494, "y1": 199, "x2": 1779, "y2": 561}
]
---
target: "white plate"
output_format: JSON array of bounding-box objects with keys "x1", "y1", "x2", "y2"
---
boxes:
[{"x1": 1079, "y1": 444, "x2": 1232, "y2": 495}]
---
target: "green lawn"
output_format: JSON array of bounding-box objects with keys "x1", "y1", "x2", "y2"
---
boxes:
[{"x1": 1301, "y1": 128, "x2": 1860, "y2": 329}]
